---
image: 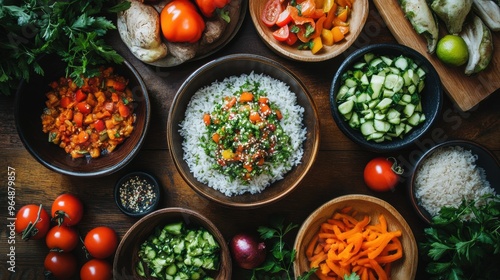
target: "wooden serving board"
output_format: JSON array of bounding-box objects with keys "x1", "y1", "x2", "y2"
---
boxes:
[{"x1": 373, "y1": 0, "x2": 499, "y2": 111}]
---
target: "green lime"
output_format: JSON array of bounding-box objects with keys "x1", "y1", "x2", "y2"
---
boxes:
[{"x1": 436, "y1": 35, "x2": 469, "y2": 67}]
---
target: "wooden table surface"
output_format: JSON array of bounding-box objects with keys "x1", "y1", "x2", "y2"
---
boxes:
[{"x1": 1, "y1": 3, "x2": 499, "y2": 279}]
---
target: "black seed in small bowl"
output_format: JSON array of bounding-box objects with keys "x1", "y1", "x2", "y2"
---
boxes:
[{"x1": 114, "y1": 172, "x2": 161, "y2": 217}]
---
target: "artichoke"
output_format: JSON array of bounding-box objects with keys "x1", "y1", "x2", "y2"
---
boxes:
[
  {"x1": 460, "y1": 14, "x2": 494, "y2": 75},
  {"x1": 473, "y1": 0, "x2": 500, "y2": 31},
  {"x1": 399, "y1": 0, "x2": 439, "y2": 53},
  {"x1": 431, "y1": 0, "x2": 473, "y2": 34}
]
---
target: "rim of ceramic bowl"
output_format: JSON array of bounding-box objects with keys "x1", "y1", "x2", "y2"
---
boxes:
[
  {"x1": 408, "y1": 139, "x2": 500, "y2": 224},
  {"x1": 167, "y1": 53, "x2": 320, "y2": 208},
  {"x1": 330, "y1": 43, "x2": 443, "y2": 152},
  {"x1": 14, "y1": 56, "x2": 151, "y2": 177}
]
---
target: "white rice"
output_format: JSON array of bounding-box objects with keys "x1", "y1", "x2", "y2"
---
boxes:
[
  {"x1": 414, "y1": 145, "x2": 495, "y2": 217},
  {"x1": 179, "y1": 72, "x2": 307, "y2": 196}
]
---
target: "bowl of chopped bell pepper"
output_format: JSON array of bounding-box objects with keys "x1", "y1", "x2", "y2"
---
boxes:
[
  {"x1": 250, "y1": 0, "x2": 369, "y2": 62},
  {"x1": 15, "y1": 54, "x2": 151, "y2": 177}
]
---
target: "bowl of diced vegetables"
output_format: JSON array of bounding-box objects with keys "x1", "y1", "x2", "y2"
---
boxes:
[
  {"x1": 330, "y1": 43, "x2": 443, "y2": 152},
  {"x1": 250, "y1": 0, "x2": 369, "y2": 62},
  {"x1": 293, "y1": 194, "x2": 418, "y2": 279},
  {"x1": 113, "y1": 207, "x2": 232, "y2": 279}
]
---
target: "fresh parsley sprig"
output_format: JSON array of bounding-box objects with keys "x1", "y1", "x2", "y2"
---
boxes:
[
  {"x1": 250, "y1": 216, "x2": 317, "y2": 280},
  {"x1": 420, "y1": 194, "x2": 500, "y2": 280},
  {"x1": 0, "y1": 0, "x2": 130, "y2": 96}
]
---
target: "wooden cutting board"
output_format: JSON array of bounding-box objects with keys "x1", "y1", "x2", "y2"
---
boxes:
[{"x1": 373, "y1": 0, "x2": 499, "y2": 111}]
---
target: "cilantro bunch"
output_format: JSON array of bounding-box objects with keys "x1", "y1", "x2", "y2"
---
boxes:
[
  {"x1": 250, "y1": 217, "x2": 316, "y2": 280},
  {"x1": 420, "y1": 194, "x2": 500, "y2": 280},
  {"x1": 0, "y1": 0, "x2": 130, "y2": 96}
]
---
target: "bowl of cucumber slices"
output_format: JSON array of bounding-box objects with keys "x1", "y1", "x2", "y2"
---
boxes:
[{"x1": 330, "y1": 43, "x2": 443, "y2": 152}]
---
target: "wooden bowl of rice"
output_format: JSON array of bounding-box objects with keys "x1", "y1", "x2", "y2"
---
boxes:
[
  {"x1": 293, "y1": 194, "x2": 418, "y2": 279},
  {"x1": 167, "y1": 54, "x2": 320, "y2": 208},
  {"x1": 408, "y1": 140, "x2": 500, "y2": 224}
]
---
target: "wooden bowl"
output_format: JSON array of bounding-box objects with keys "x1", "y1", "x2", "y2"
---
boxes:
[
  {"x1": 249, "y1": 0, "x2": 369, "y2": 62},
  {"x1": 408, "y1": 140, "x2": 500, "y2": 224},
  {"x1": 113, "y1": 208, "x2": 232, "y2": 279},
  {"x1": 294, "y1": 194, "x2": 418, "y2": 279},
  {"x1": 14, "y1": 54, "x2": 150, "y2": 177},
  {"x1": 167, "y1": 54, "x2": 320, "y2": 208},
  {"x1": 330, "y1": 43, "x2": 443, "y2": 152}
]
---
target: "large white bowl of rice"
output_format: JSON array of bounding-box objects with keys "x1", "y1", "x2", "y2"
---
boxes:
[
  {"x1": 167, "y1": 54, "x2": 320, "y2": 208},
  {"x1": 409, "y1": 140, "x2": 500, "y2": 224}
]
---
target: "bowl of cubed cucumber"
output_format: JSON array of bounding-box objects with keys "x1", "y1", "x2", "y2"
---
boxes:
[{"x1": 330, "y1": 43, "x2": 443, "y2": 152}]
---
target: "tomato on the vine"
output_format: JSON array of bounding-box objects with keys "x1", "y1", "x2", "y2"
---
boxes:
[
  {"x1": 80, "y1": 259, "x2": 113, "y2": 280},
  {"x1": 261, "y1": 0, "x2": 282, "y2": 27},
  {"x1": 44, "y1": 251, "x2": 78, "y2": 280},
  {"x1": 15, "y1": 204, "x2": 51, "y2": 240},
  {"x1": 363, "y1": 157, "x2": 403, "y2": 192},
  {"x1": 46, "y1": 225, "x2": 79, "y2": 252},
  {"x1": 51, "y1": 193, "x2": 84, "y2": 226},
  {"x1": 84, "y1": 226, "x2": 118, "y2": 259}
]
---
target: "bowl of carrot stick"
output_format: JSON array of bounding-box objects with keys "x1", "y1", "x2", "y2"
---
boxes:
[{"x1": 293, "y1": 194, "x2": 417, "y2": 279}]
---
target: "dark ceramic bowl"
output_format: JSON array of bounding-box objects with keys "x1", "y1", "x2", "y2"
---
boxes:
[
  {"x1": 408, "y1": 140, "x2": 500, "y2": 224},
  {"x1": 113, "y1": 208, "x2": 232, "y2": 280},
  {"x1": 167, "y1": 54, "x2": 320, "y2": 208},
  {"x1": 330, "y1": 43, "x2": 443, "y2": 152},
  {"x1": 15, "y1": 54, "x2": 150, "y2": 177},
  {"x1": 114, "y1": 171, "x2": 161, "y2": 218}
]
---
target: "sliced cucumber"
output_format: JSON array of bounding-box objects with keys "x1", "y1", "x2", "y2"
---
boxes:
[{"x1": 336, "y1": 52, "x2": 427, "y2": 142}]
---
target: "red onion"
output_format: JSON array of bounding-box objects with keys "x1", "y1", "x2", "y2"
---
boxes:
[{"x1": 230, "y1": 233, "x2": 267, "y2": 269}]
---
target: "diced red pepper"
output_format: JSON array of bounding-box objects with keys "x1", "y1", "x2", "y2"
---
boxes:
[
  {"x1": 76, "y1": 102, "x2": 92, "y2": 115},
  {"x1": 94, "y1": 119, "x2": 105, "y2": 132},
  {"x1": 75, "y1": 89, "x2": 87, "y2": 102}
]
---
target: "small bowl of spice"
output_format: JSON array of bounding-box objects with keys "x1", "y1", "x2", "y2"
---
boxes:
[{"x1": 115, "y1": 171, "x2": 161, "y2": 217}]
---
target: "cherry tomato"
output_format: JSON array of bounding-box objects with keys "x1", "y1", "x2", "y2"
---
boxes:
[
  {"x1": 285, "y1": 32, "x2": 298, "y2": 46},
  {"x1": 84, "y1": 226, "x2": 118, "y2": 259},
  {"x1": 15, "y1": 204, "x2": 51, "y2": 240},
  {"x1": 261, "y1": 0, "x2": 282, "y2": 27},
  {"x1": 276, "y1": 7, "x2": 292, "y2": 27},
  {"x1": 272, "y1": 24, "x2": 290, "y2": 42},
  {"x1": 80, "y1": 259, "x2": 113, "y2": 280},
  {"x1": 363, "y1": 157, "x2": 403, "y2": 192},
  {"x1": 46, "y1": 225, "x2": 79, "y2": 252},
  {"x1": 44, "y1": 251, "x2": 78, "y2": 280},
  {"x1": 51, "y1": 193, "x2": 84, "y2": 227}
]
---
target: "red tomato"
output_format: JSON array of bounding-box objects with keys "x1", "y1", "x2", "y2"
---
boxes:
[
  {"x1": 276, "y1": 7, "x2": 292, "y2": 27},
  {"x1": 261, "y1": 0, "x2": 282, "y2": 27},
  {"x1": 285, "y1": 32, "x2": 298, "y2": 46},
  {"x1": 44, "y1": 251, "x2": 78, "y2": 280},
  {"x1": 46, "y1": 225, "x2": 79, "y2": 252},
  {"x1": 51, "y1": 193, "x2": 84, "y2": 227},
  {"x1": 272, "y1": 24, "x2": 290, "y2": 42},
  {"x1": 363, "y1": 157, "x2": 402, "y2": 192},
  {"x1": 80, "y1": 259, "x2": 113, "y2": 280},
  {"x1": 15, "y1": 204, "x2": 51, "y2": 240},
  {"x1": 84, "y1": 226, "x2": 118, "y2": 259}
]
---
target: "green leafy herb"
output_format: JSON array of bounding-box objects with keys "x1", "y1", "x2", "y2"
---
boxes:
[
  {"x1": 0, "y1": 0, "x2": 130, "y2": 96},
  {"x1": 420, "y1": 194, "x2": 500, "y2": 280},
  {"x1": 343, "y1": 272, "x2": 361, "y2": 280},
  {"x1": 250, "y1": 216, "x2": 317, "y2": 280}
]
